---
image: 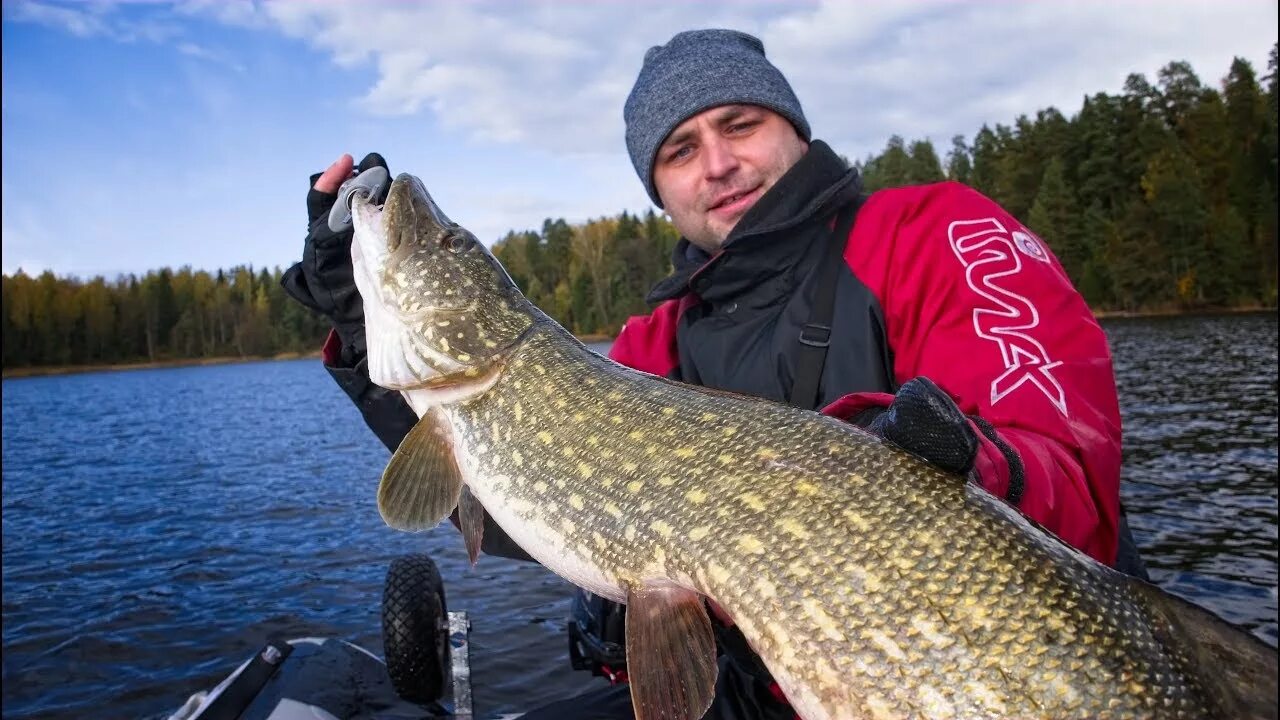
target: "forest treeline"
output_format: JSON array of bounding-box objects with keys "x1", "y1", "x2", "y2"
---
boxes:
[{"x1": 3, "y1": 48, "x2": 1276, "y2": 369}]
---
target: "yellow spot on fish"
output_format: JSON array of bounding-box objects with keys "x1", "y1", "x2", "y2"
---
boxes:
[
  {"x1": 533, "y1": 480, "x2": 548, "y2": 493},
  {"x1": 688, "y1": 526, "x2": 710, "y2": 541},
  {"x1": 561, "y1": 446, "x2": 576, "y2": 458},
  {"x1": 514, "y1": 403, "x2": 524, "y2": 421},
  {"x1": 717, "y1": 454, "x2": 736, "y2": 465},
  {"x1": 610, "y1": 416, "x2": 623, "y2": 424},
  {"x1": 577, "y1": 463, "x2": 594, "y2": 479},
  {"x1": 458, "y1": 353, "x2": 471, "y2": 362},
  {"x1": 661, "y1": 407, "x2": 676, "y2": 416},
  {"x1": 738, "y1": 493, "x2": 766, "y2": 512},
  {"x1": 569, "y1": 494, "x2": 584, "y2": 510},
  {"x1": 699, "y1": 412, "x2": 717, "y2": 422},
  {"x1": 843, "y1": 509, "x2": 872, "y2": 532},
  {"x1": 561, "y1": 518, "x2": 577, "y2": 535},
  {"x1": 628, "y1": 430, "x2": 645, "y2": 441},
  {"x1": 804, "y1": 599, "x2": 845, "y2": 642},
  {"x1": 653, "y1": 546, "x2": 666, "y2": 565},
  {"x1": 754, "y1": 578, "x2": 777, "y2": 598},
  {"x1": 604, "y1": 502, "x2": 622, "y2": 519},
  {"x1": 674, "y1": 447, "x2": 694, "y2": 458},
  {"x1": 685, "y1": 488, "x2": 707, "y2": 504},
  {"x1": 737, "y1": 535, "x2": 764, "y2": 554},
  {"x1": 777, "y1": 517, "x2": 810, "y2": 539},
  {"x1": 484, "y1": 340, "x2": 497, "y2": 349},
  {"x1": 722, "y1": 426, "x2": 739, "y2": 437},
  {"x1": 867, "y1": 629, "x2": 906, "y2": 660},
  {"x1": 534, "y1": 364, "x2": 547, "y2": 375},
  {"x1": 862, "y1": 569, "x2": 884, "y2": 593},
  {"x1": 537, "y1": 432, "x2": 553, "y2": 444},
  {"x1": 554, "y1": 399, "x2": 567, "y2": 409},
  {"x1": 796, "y1": 481, "x2": 819, "y2": 496},
  {"x1": 627, "y1": 480, "x2": 644, "y2": 493},
  {"x1": 624, "y1": 525, "x2": 636, "y2": 541},
  {"x1": 757, "y1": 448, "x2": 779, "y2": 461},
  {"x1": 512, "y1": 450, "x2": 524, "y2": 467},
  {"x1": 607, "y1": 390, "x2": 623, "y2": 401},
  {"x1": 439, "y1": 338, "x2": 450, "y2": 352},
  {"x1": 623, "y1": 461, "x2": 638, "y2": 473},
  {"x1": 708, "y1": 563, "x2": 730, "y2": 585},
  {"x1": 437, "y1": 320, "x2": 451, "y2": 327},
  {"x1": 464, "y1": 368, "x2": 478, "y2": 377},
  {"x1": 658, "y1": 476, "x2": 676, "y2": 487}
]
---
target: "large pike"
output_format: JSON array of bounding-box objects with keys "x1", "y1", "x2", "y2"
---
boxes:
[{"x1": 350, "y1": 173, "x2": 1277, "y2": 720}]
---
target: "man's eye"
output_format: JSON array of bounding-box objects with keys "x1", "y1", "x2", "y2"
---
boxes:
[{"x1": 669, "y1": 145, "x2": 693, "y2": 161}]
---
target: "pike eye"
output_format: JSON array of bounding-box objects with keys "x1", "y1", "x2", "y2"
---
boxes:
[{"x1": 442, "y1": 232, "x2": 470, "y2": 254}]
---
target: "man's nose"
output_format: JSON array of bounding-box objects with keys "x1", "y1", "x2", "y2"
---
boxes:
[{"x1": 701, "y1": 135, "x2": 740, "y2": 180}]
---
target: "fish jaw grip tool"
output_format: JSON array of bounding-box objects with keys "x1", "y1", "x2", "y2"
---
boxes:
[{"x1": 328, "y1": 165, "x2": 391, "y2": 233}]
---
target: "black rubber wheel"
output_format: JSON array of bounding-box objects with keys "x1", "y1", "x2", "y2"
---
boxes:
[{"x1": 382, "y1": 553, "x2": 450, "y2": 704}]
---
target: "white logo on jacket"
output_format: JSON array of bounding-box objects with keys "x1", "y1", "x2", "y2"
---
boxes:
[{"x1": 948, "y1": 218, "x2": 1068, "y2": 416}]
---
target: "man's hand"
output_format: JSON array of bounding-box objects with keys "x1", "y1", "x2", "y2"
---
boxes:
[
  {"x1": 862, "y1": 377, "x2": 979, "y2": 477},
  {"x1": 313, "y1": 153, "x2": 355, "y2": 195},
  {"x1": 281, "y1": 152, "x2": 389, "y2": 367}
]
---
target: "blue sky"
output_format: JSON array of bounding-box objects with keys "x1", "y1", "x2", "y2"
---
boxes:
[{"x1": 2, "y1": 0, "x2": 1276, "y2": 280}]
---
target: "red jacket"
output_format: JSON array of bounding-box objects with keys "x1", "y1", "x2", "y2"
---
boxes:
[{"x1": 609, "y1": 182, "x2": 1123, "y2": 565}]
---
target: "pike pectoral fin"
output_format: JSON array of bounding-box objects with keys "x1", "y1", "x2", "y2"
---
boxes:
[
  {"x1": 377, "y1": 407, "x2": 464, "y2": 532},
  {"x1": 1130, "y1": 578, "x2": 1278, "y2": 719},
  {"x1": 458, "y1": 486, "x2": 485, "y2": 566},
  {"x1": 625, "y1": 583, "x2": 717, "y2": 720}
]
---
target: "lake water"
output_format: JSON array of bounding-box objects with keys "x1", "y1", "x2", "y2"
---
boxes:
[{"x1": 2, "y1": 312, "x2": 1276, "y2": 719}]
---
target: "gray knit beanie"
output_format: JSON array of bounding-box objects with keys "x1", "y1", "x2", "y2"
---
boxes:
[{"x1": 624, "y1": 29, "x2": 811, "y2": 208}]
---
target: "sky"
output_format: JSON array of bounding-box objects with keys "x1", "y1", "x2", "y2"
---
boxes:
[{"x1": 2, "y1": 0, "x2": 1276, "y2": 280}]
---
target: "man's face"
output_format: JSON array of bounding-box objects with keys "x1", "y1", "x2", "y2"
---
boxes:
[{"x1": 652, "y1": 104, "x2": 808, "y2": 252}]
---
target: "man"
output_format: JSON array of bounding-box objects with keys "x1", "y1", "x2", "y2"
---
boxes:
[{"x1": 283, "y1": 28, "x2": 1144, "y2": 720}]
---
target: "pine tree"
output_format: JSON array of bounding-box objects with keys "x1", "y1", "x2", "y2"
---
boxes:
[{"x1": 1027, "y1": 157, "x2": 1086, "y2": 283}]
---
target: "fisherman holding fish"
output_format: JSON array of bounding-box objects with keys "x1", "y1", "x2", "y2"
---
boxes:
[{"x1": 284, "y1": 28, "x2": 1159, "y2": 720}]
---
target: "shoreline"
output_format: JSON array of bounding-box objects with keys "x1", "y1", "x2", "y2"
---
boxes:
[
  {"x1": 4, "y1": 309, "x2": 1273, "y2": 379},
  {"x1": 1091, "y1": 305, "x2": 1275, "y2": 319},
  {"x1": 2, "y1": 352, "x2": 322, "y2": 379}
]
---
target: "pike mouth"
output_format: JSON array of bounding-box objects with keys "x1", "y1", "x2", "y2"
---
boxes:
[{"x1": 350, "y1": 194, "x2": 386, "y2": 286}]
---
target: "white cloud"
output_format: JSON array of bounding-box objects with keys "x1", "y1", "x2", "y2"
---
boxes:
[
  {"x1": 176, "y1": 40, "x2": 246, "y2": 72},
  {"x1": 196, "y1": 0, "x2": 1270, "y2": 170},
  {"x1": 15, "y1": 0, "x2": 1274, "y2": 162},
  {"x1": 5, "y1": 0, "x2": 111, "y2": 37}
]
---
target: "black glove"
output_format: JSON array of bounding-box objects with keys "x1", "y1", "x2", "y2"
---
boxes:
[
  {"x1": 281, "y1": 152, "x2": 390, "y2": 367},
  {"x1": 855, "y1": 377, "x2": 1025, "y2": 503},
  {"x1": 858, "y1": 377, "x2": 979, "y2": 476}
]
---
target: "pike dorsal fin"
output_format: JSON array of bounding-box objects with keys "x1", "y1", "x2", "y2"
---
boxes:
[
  {"x1": 625, "y1": 583, "x2": 717, "y2": 720},
  {"x1": 1129, "y1": 577, "x2": 1278, "y2": 719},
  {"x1": 378, "y1": 407, "x2": 463, "y2": 532},
  {"x1": 458, "y1": 486, "x2": 486, "y2": 566}
]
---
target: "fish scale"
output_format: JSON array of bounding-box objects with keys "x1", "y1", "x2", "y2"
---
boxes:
[{"x1": 352, "y1": 172, "x2": 1277, "y2": 720}]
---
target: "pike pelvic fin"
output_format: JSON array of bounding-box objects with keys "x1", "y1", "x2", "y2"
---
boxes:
[
  {"x1": 1129, "y1": 577, "x2": 1279, "y2": 719},
  {"x1": 625, "y1": 583, "x2": 717, "y2": 720},
  {"x1": 458, "y1": 486, "x2": 486, "y2": 567},
  {"x1": 378, "y1": 407, "x2": 464, "y2": 532}
]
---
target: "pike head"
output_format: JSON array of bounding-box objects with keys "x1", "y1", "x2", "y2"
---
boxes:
[{"x1": 351, "y1": 173, "x2": 535, "y2": 395}]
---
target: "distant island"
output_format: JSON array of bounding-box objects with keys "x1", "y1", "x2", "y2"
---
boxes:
[{"x1": 4, "y1": 47, "x2": 1276, "y2": 376}]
